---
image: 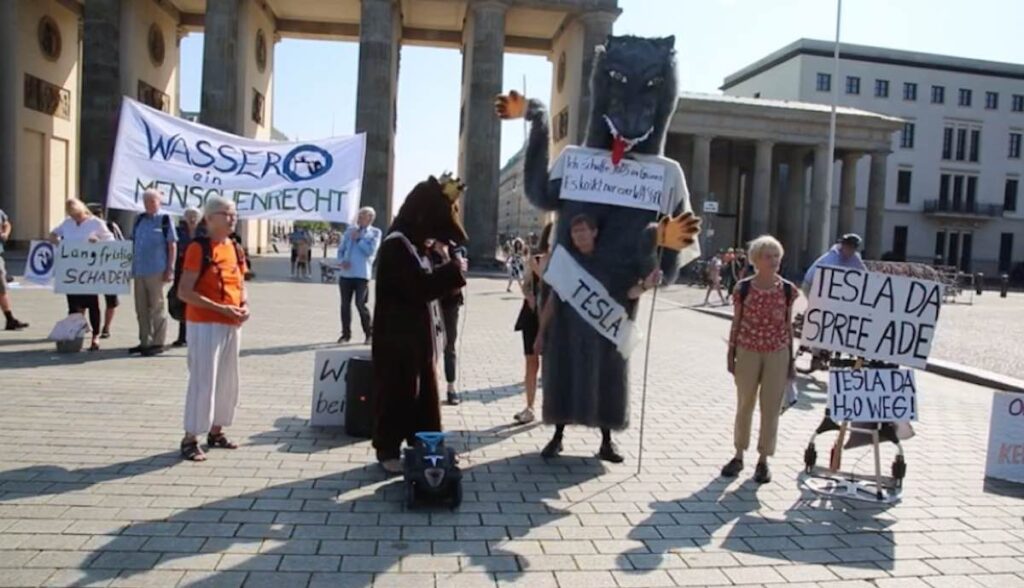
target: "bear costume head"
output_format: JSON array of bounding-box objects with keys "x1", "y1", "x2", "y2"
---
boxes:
[{"x1": 388, "y1": 173, "x2": 469, "y2": 247}]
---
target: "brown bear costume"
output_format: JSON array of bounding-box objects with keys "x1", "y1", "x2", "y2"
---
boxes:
[{"x1": 371, "y1": 175, "x2": 468, "y2": 469}]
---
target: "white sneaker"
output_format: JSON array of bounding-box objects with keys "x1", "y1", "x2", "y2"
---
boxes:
[{"x1": 513, "y1": 408, "x2": 535, "y2": 424}]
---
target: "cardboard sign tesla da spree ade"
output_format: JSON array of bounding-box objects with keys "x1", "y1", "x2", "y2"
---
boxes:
[{"x1": 107, "y1": 98, "x2": 366, "y2": 223}]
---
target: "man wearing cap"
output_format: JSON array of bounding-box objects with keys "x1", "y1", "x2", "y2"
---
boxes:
[
  {"x1": 0, "y1": 207, "x2": 28, "y2": 331},
  {"x1": 802, "y1": 233, "x2": 866, "y2": 292}
]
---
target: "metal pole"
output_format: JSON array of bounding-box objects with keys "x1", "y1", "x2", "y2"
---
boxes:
[{"x1": 825, "y1": 0, "x2": 842, "y2": 235}]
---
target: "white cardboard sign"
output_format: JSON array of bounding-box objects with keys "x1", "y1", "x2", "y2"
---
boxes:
[
  {"x1": 985, "y1": 391, "x2": 1024, "y2": 484},
  {"x1": 311, "y1": 349, "x2": 367, "y2": 427},
  {"x1": 53, "y1": 241, "x2": 133, "y2": 295},
  {"x1": 558, "y1": 151, "x2": 667, "y2": 212},
  {"x1": 828, "y1": 368, "x2": 918, "y2": 422},
  {"x1": 801, "y1": 265, "x2": 942, "y2": 368}
]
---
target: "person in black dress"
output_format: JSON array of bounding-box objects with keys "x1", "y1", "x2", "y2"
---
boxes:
[{"x1": 512, "y1": 222, "x2": 553, "y2": 424}]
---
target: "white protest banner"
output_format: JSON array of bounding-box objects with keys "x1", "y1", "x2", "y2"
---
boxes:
[
  {"x1": 558, "y1": 149, "x2": 668, "y2": 212},
  {"x1": 543, "y1": 245, "x2": 640, "y2": 357},
  {"x1": 800, "y1": 265, "x2": 942, "y2": 368},
  {"x1": 985, "y1": 391, "x2": 1024, "y2": 484},
  {"x1": 22, "y1": 240, "x2": 55, "y2": 287},
  {"x1": 53, "y1": 241, "x2": 133, "y2": 295},
  {"x1": 311, "y1": 349, "x2": 367, "y2": 426},
  {"x1": 828, "y1": 368, "x2": 918, "y2": 422},
  {"x1": 107, "y1": 97, "x2": 365, "y2": 223}
]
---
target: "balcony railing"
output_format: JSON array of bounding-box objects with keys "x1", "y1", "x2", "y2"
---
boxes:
[{"x1": 923, "y1": 199, "x2": 1004, "y2": 218}]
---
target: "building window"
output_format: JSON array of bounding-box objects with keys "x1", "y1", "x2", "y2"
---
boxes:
[
  {"x1": 939, "y1": 172, "x2": 979, "y2": 212},
  {"x1": 900, "y1": 122, "x2": 915, "y2": 149},
  {"x1": 1010, "y1": 132, "x2": 1022, "y2": 159},
  {"x1": 958, "y1": 88, "x2": 972, "y2": 107},
  {"x1": 1000, "y1": 233, "x2": 1014, "y2": 273},
  {"x1": 897, "y1": 170, "x2": 912, "y2": 203},
  {"x1": 903, "y1": 82, "x2": 917, "y2": 101},
  {"x1": 986, "y1": 91, "x2": 999, "y2": 110},
  {"x1": 1006, "y1": 178, "x2": 1019, "y2": 212},
  {"x1": 816, "y1": 73, "x2": 831, "y2": 92},
  {"x1": 875, "y1": 79, "x2": 889, "y2": 98},
  {"x1": 893, "y1": 226, "x2": 908, "y2": 260},
  {"x1": 942, "y1": 127, "x2": 953, "y2": 160},
  {"x1": 846, "y1": 76, "x2": 860, "y2": 95},
  {"x1": 934, "y1": 231, "x2": 946, "y2": 259},
  {"x1": 969, "y1": 129, "x2": 980, "y2": 162},
  {"x1": 955, "y1": 128, "x2": 967, "y2": 161},
  {"x1": 1014, "y1": 94, "x2": 1024, "y2": 112},
  {"x1": 932, "y1": 85, "x2": 945, "y2": 104}
]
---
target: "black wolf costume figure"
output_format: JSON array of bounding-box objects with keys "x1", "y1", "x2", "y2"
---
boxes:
[
  {"x1": 372, "y1": 174, "x2": 468, "y2": 473},
  {"x1": 496, "y1": 35, "x2": 701, "y2": 462}
]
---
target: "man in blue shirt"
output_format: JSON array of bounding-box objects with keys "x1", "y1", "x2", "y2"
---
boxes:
[
  {"x1": 802, "y1": 233, "x2": 866, "y2": 292},
  {"x1": 336, "y1": 207, "x2": 381, "y2": 344},
  {"x1": 130, "y1": 189, "x2": 178, "y2": 356}
]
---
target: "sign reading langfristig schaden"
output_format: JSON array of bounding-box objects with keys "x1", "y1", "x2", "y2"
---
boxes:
[
  {"x1": 107, "y1": 98, "x2": 365, "y2": 223},
  {"x1": 54, "y1": 241, "x2": 133, "y2": 295}
]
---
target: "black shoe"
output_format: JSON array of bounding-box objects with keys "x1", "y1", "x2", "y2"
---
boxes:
[
  {"x1": 446, "y1": 391, "x2": 460, "y2": 406},
  {"x1": 171, "y1": 339, "x2": 187, "y2": 348},
  {"x1": 364, "y1": 335, "x2": 372, "y2": 346},
  {"x1": 99, "y1": 330, "x2": 111, "y2": 339},
  {"x1": 337, "y1": 335, "x2": 351, "y2": 344},
  {"x1": 720, "y1": 457, "x2": 744, "y2": 478},
  {"x1": 141, "y1": 345, "x2": 165, "y2": 357},
  {"x1": 4, "y1": 319, "x2": 28, "y2": 331},
  {"x1": 754, "y1": 462, "x2": 772, "y2": 484},
  {"x1": 541, "y1": 437, "x2": 563, "y2": 458},
  {"x1": 128, "y1": 345, "x2": 145, "y2": 354},
  {"x1": 598, "y1": 441, "x2": 625, "y2": 463}
]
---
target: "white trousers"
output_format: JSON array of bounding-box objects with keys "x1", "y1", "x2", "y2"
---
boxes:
[{"x1": 184, "y1": 322, "x2": 241, "y2": 436}]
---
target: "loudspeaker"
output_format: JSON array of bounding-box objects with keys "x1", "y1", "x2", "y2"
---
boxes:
[{"x1": 344, "y1": 356, "x2": 374, "y2": 438}]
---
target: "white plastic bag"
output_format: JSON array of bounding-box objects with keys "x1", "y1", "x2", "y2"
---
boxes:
[{"x1": 48, "y1": 313, "x2": 90, "y2": 341}]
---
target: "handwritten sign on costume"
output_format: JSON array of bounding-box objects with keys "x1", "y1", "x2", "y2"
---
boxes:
[
  {"x1": 53, "y1": 241, "x2": 133, "y2": 295},
  {"x1": 828, "y1": 368, "x2": 918, "y2": 422},
  {"x1": 801, "y1": 266, "x2": 942, "y2": 368},
  {"x1": 311, "y1": 349, "x2": 366, "y2": 426},
  {"x1": 985, "y1": 391, "x2": 1024, "y2": 484},
  {"x1": 543, "y1": 245, "x2": 640, "y2": 357},
  {"x1": 558, "y1": 151, "x2": 666, "y2": 212}
]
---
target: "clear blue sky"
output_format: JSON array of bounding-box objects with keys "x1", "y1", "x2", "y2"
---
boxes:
[{"x1": 178, "y1": 0, "x2": 1023, "y2": 213}]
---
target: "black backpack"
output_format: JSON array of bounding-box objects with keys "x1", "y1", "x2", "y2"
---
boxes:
[{"x1": 737, "y1": 277, "x2": 796, "y2": 308}]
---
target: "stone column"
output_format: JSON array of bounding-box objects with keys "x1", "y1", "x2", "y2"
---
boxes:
[
  {"x1": 806, "y1": 143, "x2": 833, "y2": 268},
  {"x1": 864, "y1": 151, "x2": 889, "y2": 260},
  {"x1": 574, "y1": 11, "x2": 617, "y2": 144},
  {"x1": 0, "y1": 1, "x2": 18, "y2": 218},
  {"x1": 80, "y1": 0, "x2": 123, "y2": 208},
  {"x1": 200, "y1": 0, "x2": 241, "y2": 133},
  {"x1": 781, "y1": 148, "x2": 808, "y2": 276},
  {"x1": 458, "y1": 0, "x2": 506, "y2": 263},
  {"x1": 750, "y1": 139, "x2": 774, "y2": 237},
  {"x1": 355, "y1": 0, "x2": 401, "y2": 229},
  {"x1": 838, "y1": 151, "x2": 861, "y2": 237},
  {"x1": 690, "y1": 135, "x2": 712, "y2": 214}
]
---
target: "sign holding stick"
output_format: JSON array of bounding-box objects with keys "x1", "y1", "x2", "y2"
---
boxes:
[
  {"x1": 53, "y1": 241, "x2": 133, "y2": 295},
  {"x1": 801, "y1": 266, "x2": 942, "y2": 368},
  {"x1": 828, "y1": 368, "x2": 918, "y2": 422}
]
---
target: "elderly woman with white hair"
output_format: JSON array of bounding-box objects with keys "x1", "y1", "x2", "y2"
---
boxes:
[
  {"x1": 49, "y1": 197, "x2": 115, "y2": 351},
  {"x1": 171, "y1": 207, "x2": 204, "y2": 347},
  {"x1": 336, "y1": 206, "x2": 381, "y2": 344},
  {"x1": 722, "y1": 235, "x2": 799, "y2": 484},
  {"x1": 176, "y1": 196, "x2": 249, "y2": 462}
]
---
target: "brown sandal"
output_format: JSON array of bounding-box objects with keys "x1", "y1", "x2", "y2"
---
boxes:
[
  {"x1": 180, "y1": 439, "x2": 207, "y2": 461},
  {"x1": 206, "y1": 432, "x2": 238, "y2": 450}
]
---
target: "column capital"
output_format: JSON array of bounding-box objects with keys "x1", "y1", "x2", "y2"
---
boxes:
[
  {"x1": 841, "y1": 150, "x2": 863, "y2": 162},
  {"x1": 469, "y1": 0, "x2": 509, "y2": 14},
  {"x1": 578, "y1": 9, "x2": 620, "y2": 27},
  {"x1": 870, "y1": 149, "x2": 892, "y2": 158},
  {"x1": 693, "y1": 134, "x2": 713, "y2": 145}
]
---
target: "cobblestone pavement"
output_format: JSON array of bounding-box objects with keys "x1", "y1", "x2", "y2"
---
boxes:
[
  {"x1": 660, "y1": 283, "x2": 1024, "y2": 379},
  {"x1": 0, "y1": 254, "x2": 1022, "y2": 588}
]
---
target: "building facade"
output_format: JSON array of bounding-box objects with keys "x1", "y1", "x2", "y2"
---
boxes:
[
  {"x1": 1, "y1": 0, "x2": 620, "y2": 263},
  {"x1": 497, "y1": 144, "x2": 548, "y2": 245},
  {"x1": 722, "y1": 39, "x2": 1024, "y2": 276}
]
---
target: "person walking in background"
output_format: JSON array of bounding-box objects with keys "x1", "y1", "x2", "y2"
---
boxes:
[
  {"x1": 171, "y1": 207, "x2": 204, "y2": 347},
  {"x1": 722, "y1": 235, "x2": 798, "y2": 484},
  {"x1": 130, "y1": 189, "x2": 177, "y2": 357},
  {"x1": 505, "y1": 238, "x2": 526, "y2": 292},
  {"x1": 87, "y1": 204, "x2": 125, "y2": 339},
  {"x1": 703, "y1": 252, "x2": 727, "y2": 306},
  {"x1": 176, "y1": 196, "x2": 249, "y2": 462},
  {"x1": 336, "y1": 207, "x2": 381, "y2": 344},
  {"x1": 437, "y1": 242, "x2": 468, "y2": 406},
  {"x1": 512, "y1": 221, "x2": 553, "y2": 424},
  {"x1": 0, "y1": 207, "x2": 29, "y2": 331},
  {"x1": 49, "y1": 198, "x2": 115, "y2": 350}
]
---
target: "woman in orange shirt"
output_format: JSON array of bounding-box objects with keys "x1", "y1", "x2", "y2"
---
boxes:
[{"x1": 176, "y1": 196, "x2": 250, "y2": 462}]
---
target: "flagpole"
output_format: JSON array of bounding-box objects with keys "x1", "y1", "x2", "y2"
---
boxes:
[{"x1": 825, "y1": 0, "x2": 842, "y2": 237}]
